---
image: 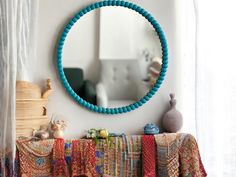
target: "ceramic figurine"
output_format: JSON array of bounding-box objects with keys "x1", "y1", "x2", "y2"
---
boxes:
[
  {"x1": 49, "y1": 119, "x2": 67, "y2": 139},
  {"x1": 143, "y1": 123, "x2": 159, "y2": 135},
  {"x1": 162, "y1": 93, "x2": 183, "y2": 133},
  {"x1": 33, "y1": 125, "x2": 50, "y2": 140}
]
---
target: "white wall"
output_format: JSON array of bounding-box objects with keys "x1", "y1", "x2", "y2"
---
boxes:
[{"x1": 35, "y1": 0, "x2": 178, "y2": 139}]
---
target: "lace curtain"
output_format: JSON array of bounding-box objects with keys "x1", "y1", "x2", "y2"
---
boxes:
[
  {"x1": 0, "y1": 0, "x2": 38, "y2": 175},
  {"x1": 178, "y1": 0, "x2": 236, "y2": 176}
]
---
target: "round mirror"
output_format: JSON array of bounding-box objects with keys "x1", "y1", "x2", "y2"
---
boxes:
[{"x1": 57, "y1": 1, "x2": 168, "y2": 114}]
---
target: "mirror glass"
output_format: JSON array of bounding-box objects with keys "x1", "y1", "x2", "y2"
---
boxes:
[{"x1": 63, "y1": 6, "x2": 162, "y2": 108}]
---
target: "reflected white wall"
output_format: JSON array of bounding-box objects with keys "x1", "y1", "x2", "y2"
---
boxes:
[{"x1": 63, "y1": 9, "x2": 100, "y2": 83}]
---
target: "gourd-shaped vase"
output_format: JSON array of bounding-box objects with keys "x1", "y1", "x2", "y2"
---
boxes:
[{"x1": 162, "y1": 93, "x2": 183, "y2": 133}]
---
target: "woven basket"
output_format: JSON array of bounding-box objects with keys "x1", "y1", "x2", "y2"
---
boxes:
[
  {"x1": 16, "y1": 80, "x2": 52, "y2": 138},
  {"x1": 16, "y1": 81, "x2": 42, "y2": 99},
  {"x1": 16, "y1": 116, "x2": 49, "y2": 127},
  {"x1": 16, "y1": 99, "x2": 47, "y2": 117},
  {"x1": 16, "y1": 116, "x2": 49, "y2": 137},
  {"x1": 16, "y1": 130, "x2": 34, "y2": 138}
]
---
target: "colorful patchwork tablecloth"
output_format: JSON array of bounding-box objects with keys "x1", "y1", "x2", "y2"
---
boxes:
[{"x1": 5, "y1": 134, "x2": 206, "y2": 177}]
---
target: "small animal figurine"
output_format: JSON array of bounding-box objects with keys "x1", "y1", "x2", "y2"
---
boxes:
[
  {"x1": 49, "y1": 119, "x2": 67, "y2": 139},
  {"x1": 33, "y1": 125, "x2": 50, "y2": 140},
  {"x1": 143, "y1": 123, "x2": 159, "y2": 135},
  {"x1": 162, "y1": 93, "x2": 183, "y2": 133}
]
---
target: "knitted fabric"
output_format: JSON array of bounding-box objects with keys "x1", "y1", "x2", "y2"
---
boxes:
[
  {"x1": 155, "y1": 133, "x2": 207, "y2": 177},
  {"x1": 142, "y1": 135, "x2": 156, "y2": 177},
  {"x1": 179, "y1": 134, "x2": 207, "y2": 177}
]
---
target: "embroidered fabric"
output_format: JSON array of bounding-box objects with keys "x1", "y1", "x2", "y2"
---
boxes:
[{"x1": 5, "y1": 134, "x2": 206, "y2": 177}]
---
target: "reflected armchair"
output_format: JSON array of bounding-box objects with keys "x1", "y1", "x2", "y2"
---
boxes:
[
  {"x1": 63, "y1": 68, "x2": 97, "y2": 105},
  {"x1": 96, "y1": 59, "x2": 149, "y2": 108}
]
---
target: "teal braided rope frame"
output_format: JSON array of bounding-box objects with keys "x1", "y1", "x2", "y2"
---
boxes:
[{"x1": 57, "y1": 0, "x2": 168, "y2": 114}]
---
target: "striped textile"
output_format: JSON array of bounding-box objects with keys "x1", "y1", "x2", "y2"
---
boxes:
[{"x1": 96, "y1": 136, "x2": 142, "y2": 177}]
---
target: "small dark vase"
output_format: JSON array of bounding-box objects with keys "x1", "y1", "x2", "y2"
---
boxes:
[{"x1": 162, "y1": 93, "x2": 183, "y2": 133}]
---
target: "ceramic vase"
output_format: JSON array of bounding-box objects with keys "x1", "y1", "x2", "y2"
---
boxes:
[{"x1": 162, "y1": 93, "x2": 183, "y2": 133}]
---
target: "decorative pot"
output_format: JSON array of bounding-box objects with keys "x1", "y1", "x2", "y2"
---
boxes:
[
  {"x1": 53, "y1": 130, "x2": 64, "y2": 139},
  {"x1": 162, "y1": 93, "x2": 183, "y2": 133},
  {"x1": 143, "y1": 123, "x2": 159, "y2": 135}
]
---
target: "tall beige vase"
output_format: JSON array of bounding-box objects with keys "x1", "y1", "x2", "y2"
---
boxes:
[{"x1": 162, "y1": 93, "x2": 183, "y2": 133}]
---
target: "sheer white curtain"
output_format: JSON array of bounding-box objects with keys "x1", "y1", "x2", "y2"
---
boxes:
[
  {"x1": 177, "y1": 0, "x2": 236, "y2": 176},
  {"x1": 16, "y1": 0, "x2": 38, "y2": 81},
  {"x1": 0, "y1": 0, "x2": 38, "y2": 176},
  {"x1": 0, "y1": 0, "x2": 17, "y2": 174}
]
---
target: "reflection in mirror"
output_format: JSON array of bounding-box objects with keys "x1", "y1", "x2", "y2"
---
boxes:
[{"x1": 63, "y1": 7, "x2": 162, "y2": 108}]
